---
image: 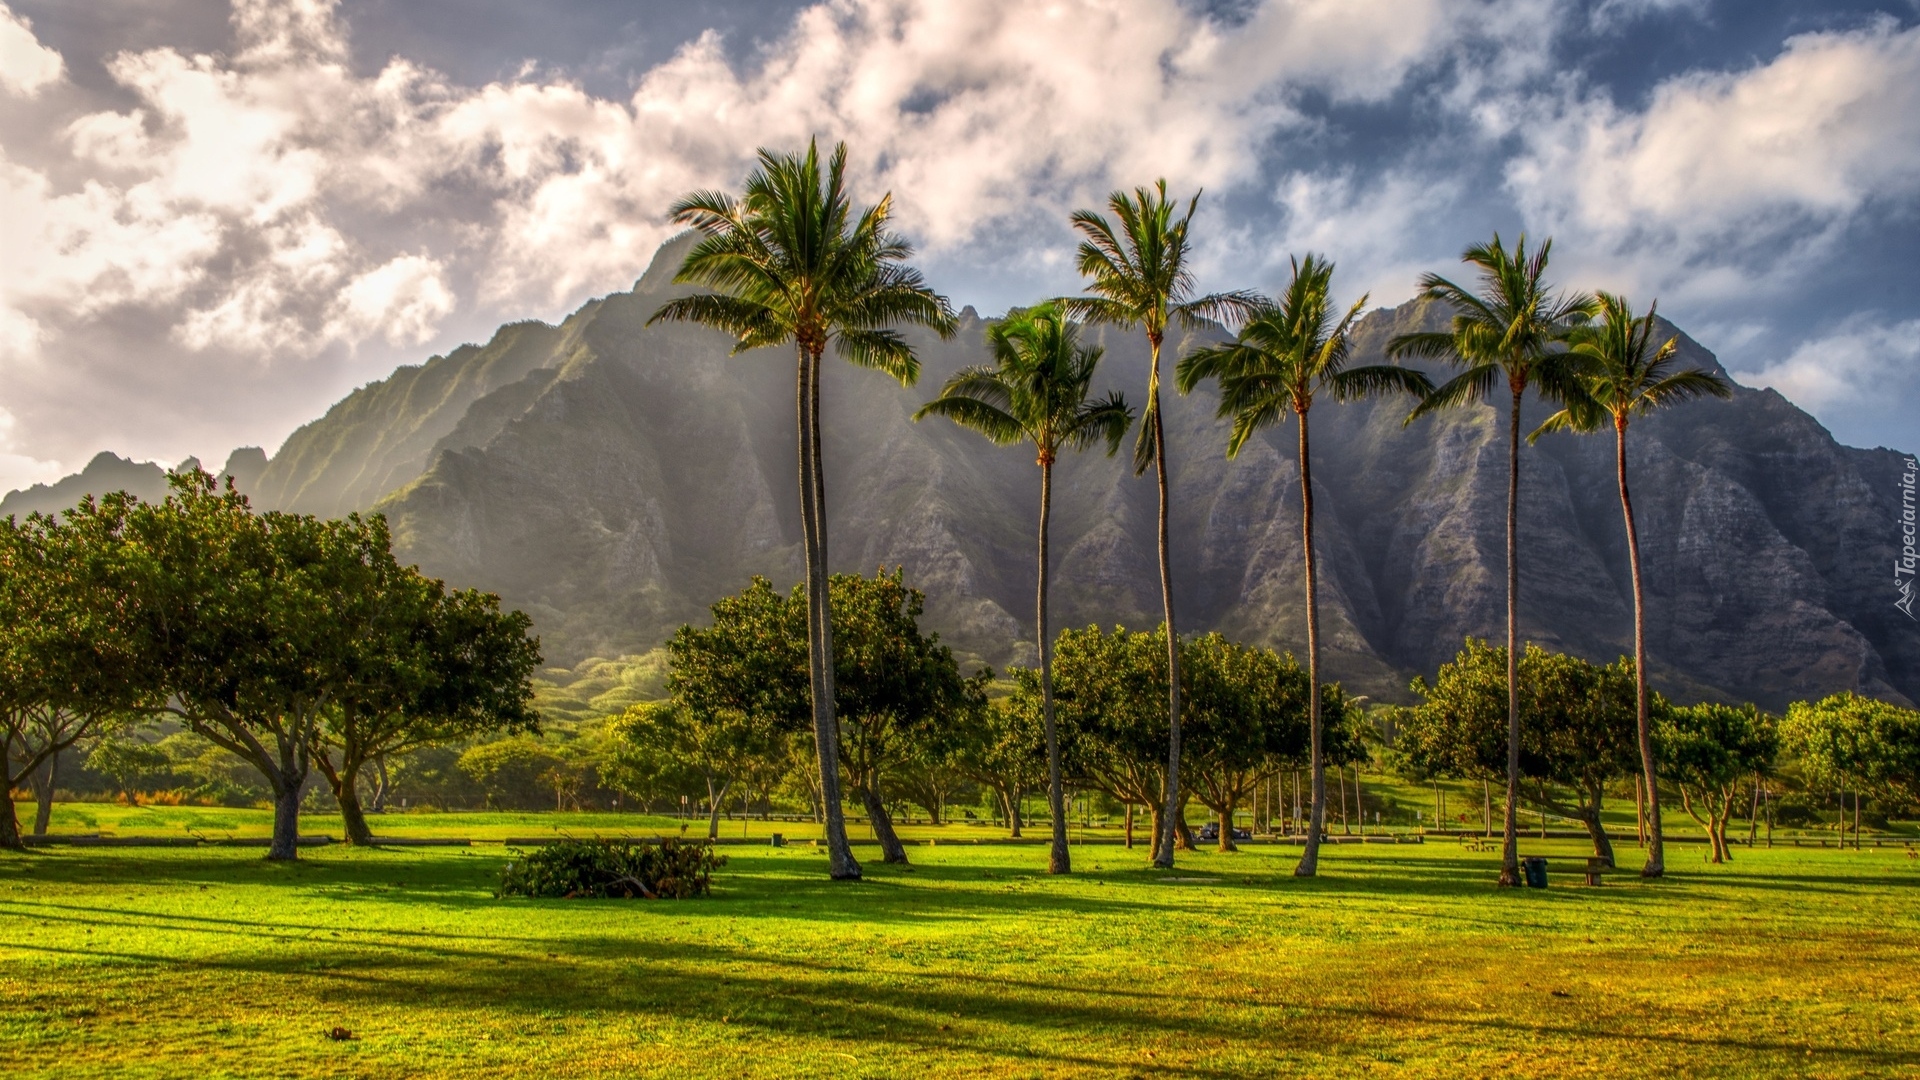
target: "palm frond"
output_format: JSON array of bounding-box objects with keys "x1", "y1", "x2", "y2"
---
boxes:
[
  {"x1": 1328, "y1": 364, "x2": 1433, "y2": 401},
  {"x1": 1063, "y1": 393, "x2": 1134, "y2": 457},
  {"x1": 912, "y1": 394, "x2": 1026, "y2": 445},
  {"x1": 1406, "y1": 363, "x2": 1499, "y2": 424}
]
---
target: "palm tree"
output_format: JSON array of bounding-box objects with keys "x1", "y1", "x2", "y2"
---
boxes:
[
  {"x1": 1531, "y1": 293, "x2": 1731, "y2": 879},
  {"x1": 1060, "y1": 181, "x2": 1261, "y2": 868},
  {"x1": 915, "y1": 303, "x2": 1133, "y2": 875},
  {"x1": 1176, "y1": 254, "x2": 1429, "y2": 877},
  {"x1": 1388, "y1": 234, "x2": 1594, "y2": 888},
  {"x1": 648, "y1": 140, "x2": 957, "y2": 880}
]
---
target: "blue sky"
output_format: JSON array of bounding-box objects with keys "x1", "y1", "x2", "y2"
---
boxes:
[{"x1": 0, "y1": 0, "x2": 1914, "y2": 492}]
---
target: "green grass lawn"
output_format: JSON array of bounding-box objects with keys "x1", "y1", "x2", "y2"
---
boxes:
[{"x1": 3, "y1": 808, "x2": 1918, "y2": 1078}]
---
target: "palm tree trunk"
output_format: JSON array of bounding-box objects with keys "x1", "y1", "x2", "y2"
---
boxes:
[
  {"x1": 1499, "y1": 386, "x2": 1523, "y2": 888},
  {"x1": 1149, "y1": 343, "x2": 1183, "y2": 870},
  {"x1": 798, "y1": 343, "x2": 858, "y2": 880},
  {"x1": 1038, "y1": 456, "x2": 1070, "y2": 875},
  {"x1": 1295, "y1": 410, "x2": 1328, "y2": 876},
  {"x1": 1616, "y1": 417, "x2": 1665, "y2": 878}
]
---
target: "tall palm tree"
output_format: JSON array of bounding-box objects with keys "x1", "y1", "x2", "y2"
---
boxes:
[
  {"x1": 1060, "y1": 181, "x2": 1261, "y2": 868},
  {"x1": 1176, "y1": 254, "x2": 1429, "y2": 877},
  {"x1": 648, "y1": 140, "x2": 957, "y2": 881},
  {"x1": 915, "y1": 303, "x2": 1133, "y2": 875},
  {"x1": 1531, "y1": 292, "x2": 1731, "y2": 879},
  {"x1": 1388, "y1": 234, "x2": 1594, "y2": 888}
]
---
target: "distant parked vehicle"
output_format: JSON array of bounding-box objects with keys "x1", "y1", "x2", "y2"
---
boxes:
[{"x1": 1197, "y1": 822, "x2": 1251, "y2": 842}]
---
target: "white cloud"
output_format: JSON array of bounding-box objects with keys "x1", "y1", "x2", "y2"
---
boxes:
[
  {"x1": 1733, "y1": 315, "x2": 1920, "y2": 415},
  {"x1": 0, "y1": 3, "x2": 62, "y2": 97},
  {"x1": 1510, "y1": 18, "x2": 1920, "y2": 301},
  {"x1": 0, "y1": 405, "x2": 63, "y2": 491},
  {"x1": 1245, "y1": 168, "x2": 1467, "y2": 307},
  {"x1": 327, "y1": 255, "x2": 456, "y2": 347},
  {"x1": 1590, "y1": 0, "x2": 1709, "y2": 32}
]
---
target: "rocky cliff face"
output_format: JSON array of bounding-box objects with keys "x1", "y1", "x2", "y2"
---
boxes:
[{"x1": 12, "y1": 239, "x2": 1914, "y2": 708}]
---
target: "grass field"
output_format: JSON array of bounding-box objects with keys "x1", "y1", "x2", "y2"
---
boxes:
[{"x1": 3, "y1": 806, "x2": 1918, "y2": 1078}]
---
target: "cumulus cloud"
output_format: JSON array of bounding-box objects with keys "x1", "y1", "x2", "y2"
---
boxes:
[
  {"x1": 1, "y1": 0, "x2": 1526, "y2": 492},
  {"x1": 0, "y1": 0, "x2": 1912, "y2": 491},
  {"x1": 0, "y1": 3, "x2": 61, "y2": 96},
  {"x1": 1734, "y1": 315, "x2": 1920, "y2": 413},
  {"x1": 1509, "y1": 18, "x2": 1920, "y2": 302}
]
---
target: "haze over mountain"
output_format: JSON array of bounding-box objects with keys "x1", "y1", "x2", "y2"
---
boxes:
[{"x1": 10, "y1": 238, "x2": 1916, "y2": 709}]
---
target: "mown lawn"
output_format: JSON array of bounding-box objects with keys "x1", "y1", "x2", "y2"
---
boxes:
[{"x1": 1, "y1": 811, "x2": 1916, "y2": 1078}]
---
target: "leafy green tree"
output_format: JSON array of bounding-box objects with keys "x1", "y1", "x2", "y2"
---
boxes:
[
  {"x1": 1781, "y1": 693, "x2": 1920, "y2": 810},
  {"x1": 886, "y1": 737, "x2": 971, "y2": 827},
  {"x1": 1059, "y1": 181, "x2": 1260, "y2": 868},
  {"x1": 968, "y1": 672, "x2": 1056, "y2": 837},
  {"x1": 915, "y1": 301, "x2": 1131, "y2": 873},
  {"x1": 84, "y1": 735, "x2": 171, "y2": 807},
  {"x1": 1176, "y1": 254, "x2": 1429, "y2": 874},
  {"x1": 1400, "y1": 641, "x2": 1640, "y2": 862},
  {"x1": 1181, "y1": 634, "x2": 1326, "y2": 853},
  {"x1": 1389, "y1": 235, "x2": 1596, "y2": 887},
  {"x1": 1656, "y1": 703, "x2": 1778, "y2": 863},
  {"x1": 457, "y1": 735, "x2": 567, "y2": 810},
  {"x1": 1531, "y1": 292, "x2": 1732, "y2": 877},
  {"x1": 0, "y1": 494, "x2": 159, "y2": 847},
  {"x1": 662, "y1": 570, "x2": 980, "y2": 862},
  {"x1": 311, "y1": 516, "x2": 542, "y2": 844},
  {"x1": 1048, "y1": 625, "x2": 1180, "y2": 859},
  {"x1": 648, "y1": 140, "x2": 958, "y2": 881},
  {"x1": 609, "y1": 700, "x2": 783, "y2": 840},
  {"x1": 130, "y1": 473, "x2": 386, "y2": 859},
  {"x1": 829, "y1": 569, "x2": 987, "y2": 864}
]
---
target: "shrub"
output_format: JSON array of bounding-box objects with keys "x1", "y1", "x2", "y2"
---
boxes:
[{"x1": 497, "y1": 838, "x2": 725, "y2": 899}]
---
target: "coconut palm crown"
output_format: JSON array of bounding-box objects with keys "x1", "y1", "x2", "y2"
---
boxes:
[
  {"x1": 1531, "y1": 292, "x2": 1732, "y2": 880},
  {"x1": 1177, "y1": 253, "x2": 1429, "y2": 877},
  {"x1": 647, "y1": 139, "x2": 957, "y2": 881}
]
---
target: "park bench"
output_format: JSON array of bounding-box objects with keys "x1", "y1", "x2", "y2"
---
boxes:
[{"x1": 1585, "y1": 856, "x2": 1614, "y2": 886}]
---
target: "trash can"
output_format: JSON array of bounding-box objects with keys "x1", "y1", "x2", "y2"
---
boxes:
[
  {"x1": 769, "y1": 833, "x2": 785, "y2": 848},
  {"x1": 1523, "y1": 856, "x2": 1548, "y2": 888}
]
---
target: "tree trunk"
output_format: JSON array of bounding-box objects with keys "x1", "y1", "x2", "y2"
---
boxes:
[
  {"x1": 1038, "y1": 457, "x2": 1070, "y2": 875},
  {"x1": 1146, "y1": 803, "x2": 1166, "y2": 863},
  {"x1": 1483, "y1": 778, "x2": 1493, "y2": 837},
  {"x1": 1616, "y1": 418, "x2": 1665, "y2": 878},
  {"x1": 1634, "y1": 774, "x2": 1646, "y2": 846},
  {"x1": 705, "y1": 777, "x2": 731, "y2": 841},
  {"x1": 1748, "y1": 775, "x2": 1761, "y2": 846},
  {"x1": 860, "y1": 786, "x2": 909, "y2": 864},
  {"x1": 338, "y1": 768, "x2": 376, "y2": 846},
  {"x1": 1174, "y1": 810, "x2": 1197, "y2": 852},
  {"x1": 1581, "y1": 785, "x2": 1615, "y2": 866},
  {"x1": 1499, "y1": 385, "x2": 1523, "y2": 888},
  {"x1": 268, "y1": 782, "x2": 303, "y2": 862},
  {"x1": 1148, "y1": 335, "x2": 1184, "y2": 870},
  {"x1": 1217, "y1": 800, "x2": 1237, "y2": 853},
  {"x1": 1003, "y1": 787, "x2": 1023, "y2": 838},
  {"x1": 1295, "y1": 412, "x2": 1329, "y2": 877},
  {"x1": 1339, "y1": 764, "x2": 1350, "y2": 834},
  {"x1": 31, "y1": 749, "x2": 58, "y2": 836},
  {"x1": 369, "y1": 755, "x2": 391, "y2": 813},
  {"x1": 798, "y1": 343, "x2": 859, "y2": 880},
  {"x1": 1124, "y1": 802, "x2": 1134, "y2": 848},
  {"x1": 0, "y1": 793, "x2": 22, "y2": 850}
]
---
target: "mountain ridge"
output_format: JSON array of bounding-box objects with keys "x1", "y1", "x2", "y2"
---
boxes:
[{"x1": 10, "y1": 239, "x2": 1915, "y2": 709}]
